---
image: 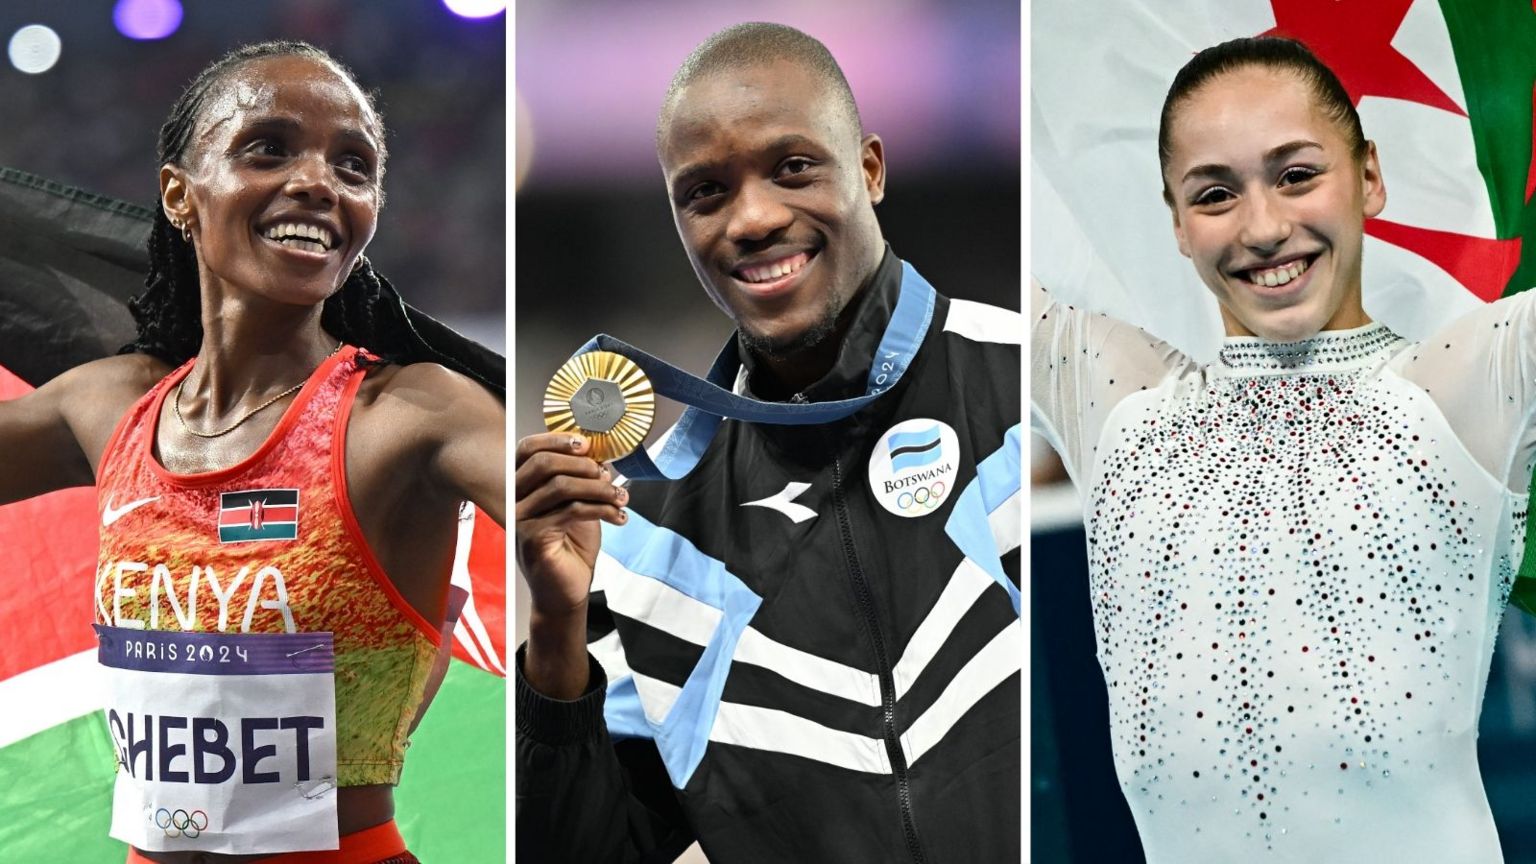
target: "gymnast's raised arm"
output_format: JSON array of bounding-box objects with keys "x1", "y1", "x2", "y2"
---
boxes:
[{"x1": 1030, "y1": 276, "x2": 1187, "y2": 489}]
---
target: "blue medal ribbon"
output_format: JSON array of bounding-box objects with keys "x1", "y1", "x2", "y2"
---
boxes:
[{"x1": 576, "y1": 260, "x2": 937, "y2": 481}]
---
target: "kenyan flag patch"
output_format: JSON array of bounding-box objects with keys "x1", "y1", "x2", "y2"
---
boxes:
[{"x1": 219, "y1": 489, "x2": 299, "y2": 543}]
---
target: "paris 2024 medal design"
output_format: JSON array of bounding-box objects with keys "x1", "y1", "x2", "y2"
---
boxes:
[{"x1": 544, "y1": 350, "x2": 655, "y2": 463}]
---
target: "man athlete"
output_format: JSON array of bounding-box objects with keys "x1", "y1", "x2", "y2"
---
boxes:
[{"x1": 515, "y1": 23, "x2": 1022, "y2": 863}]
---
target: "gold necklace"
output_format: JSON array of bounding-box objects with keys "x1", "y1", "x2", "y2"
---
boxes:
[{"x1": 174, "y1": 341, "x2": 343, "y2": 439}]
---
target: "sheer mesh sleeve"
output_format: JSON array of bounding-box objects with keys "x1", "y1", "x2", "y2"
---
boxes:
[
  {"x1": 1030, "y1": 278, "x2": 1189, "y2": 489},
  {"x1": 1391, "y1": 290, "x2": 1536, "y2": 492}
]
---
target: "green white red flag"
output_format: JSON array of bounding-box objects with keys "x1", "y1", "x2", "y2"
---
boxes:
[
  {"x1": 1032, "y1": 0, "x2": 1536, "y2": 604},
  {"x1": 0, "y1": 168, "x2": 506, "y2": 860}
]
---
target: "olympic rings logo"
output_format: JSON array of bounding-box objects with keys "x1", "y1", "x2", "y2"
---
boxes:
[
  {"x1": 154, "y1": 808, "x2": 209, "y2": 839},
  {"x1": 895, "y1": 481, "x2": 946, "y2": 512}
]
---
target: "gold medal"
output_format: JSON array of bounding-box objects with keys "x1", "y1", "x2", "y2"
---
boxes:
[{"x1": 544, "y1": 351, "x2": 655, "y2": 463}]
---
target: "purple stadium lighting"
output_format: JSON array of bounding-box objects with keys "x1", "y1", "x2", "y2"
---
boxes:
[
  {"x1": 113, "y1": 0, "x2": 183, "y2": 41},
  {"x1": 442, "y1": 0, "x2": 506, "y2": 19}
]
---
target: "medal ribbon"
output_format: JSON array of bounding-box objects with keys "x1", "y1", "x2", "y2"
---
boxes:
[{"x1": 576, "y1": 260, "x2": 937, "y2": 481}]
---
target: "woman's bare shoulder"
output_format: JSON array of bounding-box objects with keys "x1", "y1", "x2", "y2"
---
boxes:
[
  {"x1": 50, "y1": 353, "x2": 175, "y2": 444},
  {"x1": 54, "y1": 352, "x2": 174, "y2": 403},
  {"x1": 344, "y1": 361, "x2": 502, "y2": 508},
  {"x1": 349, "y1": 361, "x2": 502, "y2": 460},
  {"x1": 75, "y1": 351, "x2": 173, "y2": 381},
  {"x1": 0, "y1": 352, "x2": 176, "y2": 497},
  {"x1": 356, "y1": 361, "x2": 500, "y2": 412}
]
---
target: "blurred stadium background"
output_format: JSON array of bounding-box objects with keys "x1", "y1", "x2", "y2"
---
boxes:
[
  {"x1": 515, "y1": 1, "x2": 1018, "y2": 861},
  {"x1": 0, "y1": 0, "x2": 503, "y2": 354}
]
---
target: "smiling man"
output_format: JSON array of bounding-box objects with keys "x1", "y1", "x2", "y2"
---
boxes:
[
  {"x1": 656, "y1": 39, "x2": 886, "y2": 400},
  {"x1": 515, "y1": 23, "x2": 1022, "y2": 864}
]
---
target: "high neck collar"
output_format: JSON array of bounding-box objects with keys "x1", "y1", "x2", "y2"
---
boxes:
[{"x1": 1214, "y1": 321, "x2": 1401, "y2": 376}]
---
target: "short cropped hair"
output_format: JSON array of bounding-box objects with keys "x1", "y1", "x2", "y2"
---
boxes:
[{"x1": 658, "y1": 22, "x2": 862, "y2": 145}]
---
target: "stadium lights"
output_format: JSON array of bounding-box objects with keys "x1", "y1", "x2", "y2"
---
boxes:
[
  {"x1": 442, "y1": 0, "x2": 506, "y2": 19},
  {"x1": 113, "y1": 0, "x2": 183, "y2": 41},
  {"x1": 8, "y1": 25, "x2": 61, "y2": 74}
]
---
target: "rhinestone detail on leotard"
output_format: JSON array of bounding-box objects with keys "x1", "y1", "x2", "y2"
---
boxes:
[{"x1": 1087, "y1": 322, "x2": 1518, "y2": 849}]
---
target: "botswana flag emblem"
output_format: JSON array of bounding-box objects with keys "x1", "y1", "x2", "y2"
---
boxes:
[
  {"x1": 218, "y1": 489, "x2": 299, "y2": 543},
  {"x1": 886, "y1": 425, "x2": 943, "y2": 473}
]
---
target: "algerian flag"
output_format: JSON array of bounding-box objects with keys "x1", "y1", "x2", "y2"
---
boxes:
[
  {"x1": 1032, "y1": 0, "x2": 1536, "y2": 605},
  {"x1": 0, "y1": 168, "x2": 507, "y2": 860}
]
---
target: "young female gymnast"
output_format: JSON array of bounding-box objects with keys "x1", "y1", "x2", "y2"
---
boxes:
[{"x1": 1034, "y1": 36, "x2": 1532, "y2": 863}]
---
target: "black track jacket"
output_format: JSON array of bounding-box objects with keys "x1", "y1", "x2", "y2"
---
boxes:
[{"x1": 517, "y1": 250, "x2": 1022, "y2": 863}]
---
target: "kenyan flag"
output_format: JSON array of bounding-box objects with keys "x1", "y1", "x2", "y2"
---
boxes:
[
  {"x1": 1032, "y1": 0, "x2": 1536, "y2": 608},
  {"x1": 0, "y1": 168, "x2": 507, "y2": 859},
  {"x1": 219, "y1": 489, "x2": 301, "y2": 543}
]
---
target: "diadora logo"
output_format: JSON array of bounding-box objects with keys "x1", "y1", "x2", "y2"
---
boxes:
[
  {"x1": 103, "y1": 495, "x2": 160, "y2": 528},
  {"x1": 868, "y1": 419, "x2": 960, "y2": 518},
  {"x1": 742, "y1": 481, "x2": 817, "y2": 524},
  {"x1": 219, "y1": 489, "x2": 299, "y2": 543}
]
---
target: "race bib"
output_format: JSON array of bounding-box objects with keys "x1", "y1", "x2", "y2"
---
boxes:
[{"x1": 95, "y1": 625, "x2": 340, "y2": 854}]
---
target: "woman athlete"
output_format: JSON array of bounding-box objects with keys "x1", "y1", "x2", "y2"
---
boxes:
[
  {"x1": 0, "y1": 42, "x2": 503, "y2": 864},
  {"x1": 1033, "y1": 37, "x2": 1532, "y2": 863}
]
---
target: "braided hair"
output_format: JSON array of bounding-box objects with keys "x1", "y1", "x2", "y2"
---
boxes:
[{"x1": 119, "y1": 40, "x2": 462, "y2": 378}]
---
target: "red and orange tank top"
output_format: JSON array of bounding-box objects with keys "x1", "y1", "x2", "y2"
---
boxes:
[{"x1": 93, "y1": 347, "x2": 439, "y2": 786}]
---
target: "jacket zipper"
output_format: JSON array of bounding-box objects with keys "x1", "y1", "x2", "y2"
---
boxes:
[{"x1": 830, "y1": 458, "x2": 928, "y2": 864}]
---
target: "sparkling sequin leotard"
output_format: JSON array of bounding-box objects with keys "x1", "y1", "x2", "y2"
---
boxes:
[{"x1": 1032, "y1": 283, "x2": 1536, "y2": 863}]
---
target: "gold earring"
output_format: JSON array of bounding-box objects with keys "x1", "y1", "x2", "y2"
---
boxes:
[{"x1": 177, "y1": 221, "x2": 191, "y2": 244}]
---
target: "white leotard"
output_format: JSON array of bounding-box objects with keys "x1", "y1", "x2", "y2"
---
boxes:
[{"x1": 1032, "y1": 281, "x2": 1536, "y2": 863}]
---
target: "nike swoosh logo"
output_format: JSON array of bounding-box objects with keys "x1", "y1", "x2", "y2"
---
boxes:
[
  {"x1": 102, "y1": 495, "x2": 160, "y2": 527},
  {"x1": 742, "y1": 482, "x2": 817, "y2": 524}
]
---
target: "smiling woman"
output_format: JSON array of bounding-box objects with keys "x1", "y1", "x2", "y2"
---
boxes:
[
  {"x1": 162, "y1": 54, "x2": 381, "y2": 314},
  {"x1": 0, "y1": 40, "x2": 504, "y2": 864},
  {"x1": 1032, "y1": 35, "x2": 1536, "y2": 864},
  {"x1": 1158, "y1": 44, "x2": 1383, "y2": 343}
]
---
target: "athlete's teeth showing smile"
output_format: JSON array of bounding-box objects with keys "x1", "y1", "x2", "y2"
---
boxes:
[
  {"x1": 263, "y1": 222, "x2": 336, "y2": 253},
  {"x1": 1245, "y1": 256, "x2": 1311, "y2": 287},
  {"x1": 738, "y1": 251, "x2": 810, "y2": 284}
]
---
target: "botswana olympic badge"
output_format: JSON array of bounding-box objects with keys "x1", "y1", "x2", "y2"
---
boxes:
[{"x1": 544, "y1": 351, "x2": 655, "y2": 463}]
